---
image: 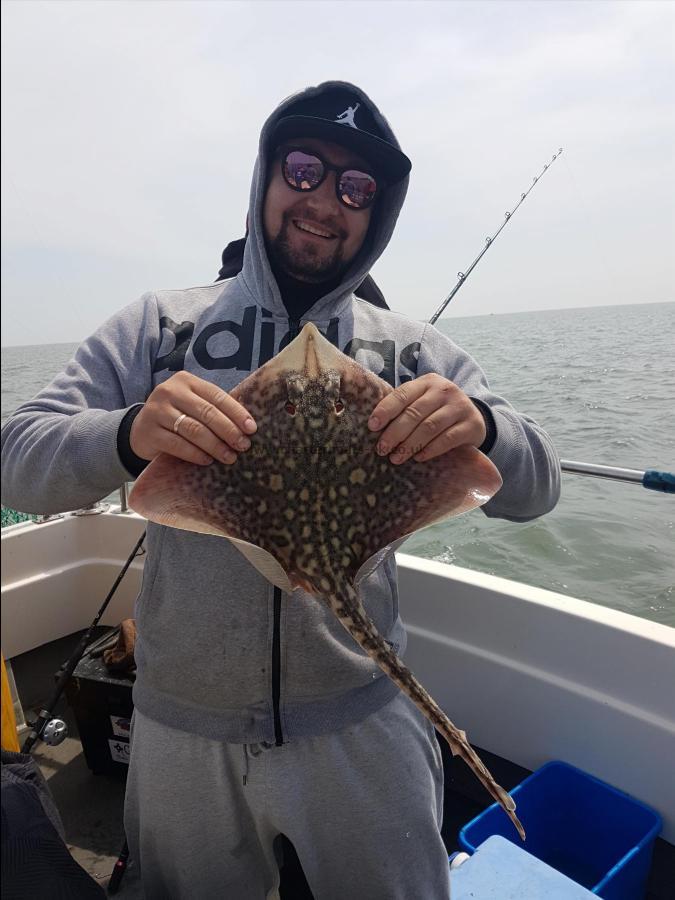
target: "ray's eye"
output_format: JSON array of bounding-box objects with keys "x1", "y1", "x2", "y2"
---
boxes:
[
  {"x1": 284, "y1": 401, "x2": 296, "y2": 416},
  {"x1": 334, "y1": 399, "x2": 345, "y2": 414}
]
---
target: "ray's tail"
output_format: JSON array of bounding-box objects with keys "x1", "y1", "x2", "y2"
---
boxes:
[{"x1": 326, "y1": 581, "x2": 526, "y2": 841}]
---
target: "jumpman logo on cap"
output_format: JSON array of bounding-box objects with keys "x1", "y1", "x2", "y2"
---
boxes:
[{"x1": 335, "y1": 103, "x2": 360, "y2": 129}]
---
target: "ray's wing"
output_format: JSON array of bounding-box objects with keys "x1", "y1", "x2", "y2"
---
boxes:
[
  {"x1": 127, "y1": 354, "x2": 308, "y2": 593},
  {"x1": 320, "y1": 364, "x2": 502, "y2": 580},
  {"x1": 127, "y1": 451, "x2": 295, "y2": 592}
]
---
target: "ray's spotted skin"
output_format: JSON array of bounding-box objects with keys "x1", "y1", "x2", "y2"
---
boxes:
[{"x1": 129, "y1": 323, "x2": 525, "y2": 840}]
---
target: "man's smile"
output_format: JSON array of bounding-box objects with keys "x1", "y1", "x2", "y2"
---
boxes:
[{"x1": 292, "y1": 218, "x2": 338, "y2": 240}]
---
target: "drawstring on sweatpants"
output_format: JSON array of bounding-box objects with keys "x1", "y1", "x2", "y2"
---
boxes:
[{"x1": 242, "y1": 741, "x2": 274, "y2": 785}]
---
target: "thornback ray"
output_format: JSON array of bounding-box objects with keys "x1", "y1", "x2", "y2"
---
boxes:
[{"x1": 129, "y1": 322, "x2": 525, "y2": 840}]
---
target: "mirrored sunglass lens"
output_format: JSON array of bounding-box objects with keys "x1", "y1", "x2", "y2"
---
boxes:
[
  {"x1": 284, "y1": 151, "x2": 323, "y2": 190},
  {"x1": 339, "y1": 170, "x2": 377, "y2": 208}
]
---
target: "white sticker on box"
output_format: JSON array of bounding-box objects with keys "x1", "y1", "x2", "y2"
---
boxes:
[
  {"x1": 110, "y1": 715, "x2": 131, "y2": 738},
  {"x1": 108, "y1": 739, "x2": 130, "y2": 765}
]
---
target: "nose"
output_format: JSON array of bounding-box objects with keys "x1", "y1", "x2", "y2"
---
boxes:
[{"x1": 307, "y1": 170, "x2": 343, "y2": 214}]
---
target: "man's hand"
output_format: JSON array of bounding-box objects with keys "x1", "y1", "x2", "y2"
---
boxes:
[
  {"x1": 367, "y1": 374, "x2": 486, "y2": 464},
  {"x1": 130, "y1": 372, "x2": 257, "y2": 466}
]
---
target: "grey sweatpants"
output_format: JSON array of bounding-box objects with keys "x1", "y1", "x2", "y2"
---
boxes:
[{"x1": 123, "y1": 693, "x2": 450, "y2": 900}]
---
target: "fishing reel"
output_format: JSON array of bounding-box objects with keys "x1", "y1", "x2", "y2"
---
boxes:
[{"x1": 41, "y1": 717, "x2": 68, "y2": 746}]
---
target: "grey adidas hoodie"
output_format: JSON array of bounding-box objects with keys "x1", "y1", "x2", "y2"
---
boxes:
[{"x1": 1, "y1": 81, "x2": 560, "y2": 744}]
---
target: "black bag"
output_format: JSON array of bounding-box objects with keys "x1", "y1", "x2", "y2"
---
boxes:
[{"x1": 1, "y1": 749, "x2": 105, "y2": 899}]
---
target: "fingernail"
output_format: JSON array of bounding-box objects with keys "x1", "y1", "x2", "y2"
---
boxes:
[
  {"x1": 368, "y1": 416, "x2": 379, "y2": 430},
  {"x1": 377, "y1": 443, "x2": 388, "y2": 456},
  {"x1": 237, "y1": 437, "x2": 251, "y2": 451},
  {"x1": 222, "y1": 450, "x2": 236, "y2": 464},
  {"x1": 243, "y1": 418, "x2": 257, "y2": 433}
]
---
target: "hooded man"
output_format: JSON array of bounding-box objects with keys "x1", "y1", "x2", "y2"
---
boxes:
[{"x1": 0, "y1": 81, "x2": 561, "y2": 898}]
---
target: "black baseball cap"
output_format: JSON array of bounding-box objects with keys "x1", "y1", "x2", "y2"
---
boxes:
[{"x1": 268, "y1": 86, "x2": 412, "y2": 185}]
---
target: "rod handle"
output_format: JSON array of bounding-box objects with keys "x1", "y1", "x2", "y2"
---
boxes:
[
  {"x1": 643, "y1": 470, "x2": 675, "y2": 493},
  {"x1": 107, "y1": 840, "x2": 129, "y2": 894}
]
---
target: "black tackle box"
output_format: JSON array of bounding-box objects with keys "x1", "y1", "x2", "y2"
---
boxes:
[{"x1": 64, "y1": 652, "x2": 135, "y2": 776}]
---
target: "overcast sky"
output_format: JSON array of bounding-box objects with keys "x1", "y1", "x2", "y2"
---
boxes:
[{"x1": 1, "y1": 0, "x2": 673, "y2": 346}]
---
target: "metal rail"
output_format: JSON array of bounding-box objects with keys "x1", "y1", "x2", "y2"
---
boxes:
[{"x1": 560, "y1": 460, "x2": 674, "y2": 492}]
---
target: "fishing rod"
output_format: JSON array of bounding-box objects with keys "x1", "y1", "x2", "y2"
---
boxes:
[
  {"x1": 429, "y1": 149, "x2": 564, "y2": 326},
  {"x1": 21, "y1": 529, "x2": 147, "y2": 754},
  {"x1": 426, "y1": 150, "x2": 674, "y2": 493}
]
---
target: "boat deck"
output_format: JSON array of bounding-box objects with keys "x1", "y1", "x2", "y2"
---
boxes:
[
  {"x1": 9, "y1": 632, "x2": 675, "y2": 898},
  {"x1": 21, "y1": 707, "x2": 675, "y2": 899}
]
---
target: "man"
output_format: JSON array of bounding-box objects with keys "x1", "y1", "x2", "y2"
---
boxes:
[{"x1": 1, "y1": 81, "x2": 560, "y2": 898}]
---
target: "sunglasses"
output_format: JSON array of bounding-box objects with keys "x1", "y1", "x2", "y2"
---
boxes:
[{"x1": 280, "y1": 148, "x2": 378, "y2": 210}]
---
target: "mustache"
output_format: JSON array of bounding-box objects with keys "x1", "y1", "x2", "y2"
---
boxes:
[{"x1": 281, "y1": 205, "x2": 348, "y2": 240}]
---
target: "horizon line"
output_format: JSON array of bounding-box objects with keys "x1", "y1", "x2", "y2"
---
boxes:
[{"x1": 1, "y1": 297, "x2": 673, "y2": 350}]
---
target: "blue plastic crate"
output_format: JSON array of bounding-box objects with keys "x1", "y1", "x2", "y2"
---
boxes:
[{"x1": 458, "y1": 761, "x2": 662, "y2": 900}]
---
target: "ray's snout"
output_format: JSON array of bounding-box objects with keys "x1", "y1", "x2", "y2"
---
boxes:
[
  {"x1": 264, "y1": 323, "x2": 342, "y2": 388},
  {"x1": 282, "y1": 322, "x2": 345, "y2": 379},
  {"x1": 299, "y1": 322, "x2": 324, "y2": 378}
]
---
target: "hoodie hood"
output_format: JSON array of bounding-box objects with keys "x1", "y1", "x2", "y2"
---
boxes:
[{"x1": 240, "y1": 81, "x2": 410, "y2": 321}]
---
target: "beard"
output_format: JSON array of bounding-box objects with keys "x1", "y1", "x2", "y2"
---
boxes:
[{"x1": 266, "y1": 208, "x2": 348, "y2": 284}]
